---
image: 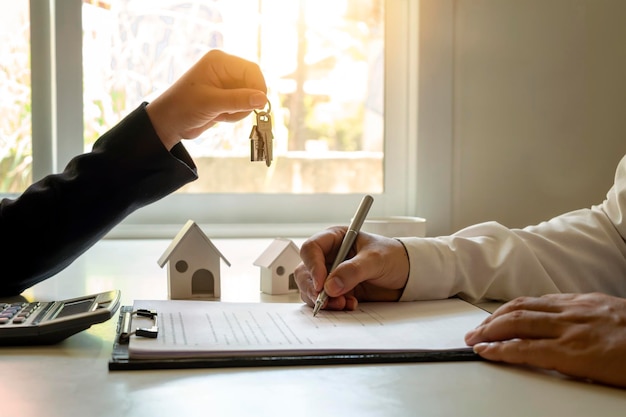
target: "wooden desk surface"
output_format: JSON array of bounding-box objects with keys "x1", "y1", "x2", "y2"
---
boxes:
[{"x1": 2, "y1": 239, "x2": 625, "y2": 417}]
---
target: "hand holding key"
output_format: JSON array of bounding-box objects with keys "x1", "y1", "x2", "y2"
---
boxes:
[
  {"x1": 250, "y1": 101, "x2": 274, "y2": 167},
  {"x1": 147, "y1": 49, "x2": 267, "y2": 151}
]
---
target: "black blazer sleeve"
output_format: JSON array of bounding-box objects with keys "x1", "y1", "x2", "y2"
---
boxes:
[{"x1": 0, "y1": 103, "x2": 198, "y2": 295}]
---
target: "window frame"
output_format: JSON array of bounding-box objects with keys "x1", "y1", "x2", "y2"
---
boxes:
[{"x1": 22, "y1": 0, "x2": 453, "y2": 238}]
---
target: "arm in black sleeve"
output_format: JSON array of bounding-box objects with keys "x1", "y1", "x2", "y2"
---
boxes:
[{"x1": 0, "y1": 103, "x2": 198, "y2": 296}]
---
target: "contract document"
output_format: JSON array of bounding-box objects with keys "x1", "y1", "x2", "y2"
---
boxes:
[{"x1": 125, "y1": 298, "x2": 489, "y2": 360}]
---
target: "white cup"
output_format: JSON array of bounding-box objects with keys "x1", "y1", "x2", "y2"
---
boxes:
[{"x1": 360, "y1": 216, "x2": 426, "y2": 238}]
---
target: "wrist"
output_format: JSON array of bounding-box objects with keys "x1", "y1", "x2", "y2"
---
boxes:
[
  {"x1": 393, "y1": 238, "x2": 411, "y2": 297},
  {"x1": 146, "y1": 97, "x2": 180, "y2": 151}
]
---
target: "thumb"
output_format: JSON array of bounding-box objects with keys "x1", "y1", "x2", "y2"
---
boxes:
[{"x1": 324, "y1": 257, "x2": 366, "y2": 297}]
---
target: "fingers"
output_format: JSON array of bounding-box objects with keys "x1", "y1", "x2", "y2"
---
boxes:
[
  {"x1": 472, "y1": 338, "x2": 604, "y2": 385},
  {"x1": 318, "y1": 293, "x2": 359, "y2": 312},
  {"x1": 201, "y1": 50, "x2": 268, "y2": 114},
  {"x1": 147, "y1": 49, "x2": 268, "y2": 149},
  {"x1": 295, "y1": 227, "x2": 365, "y2": 312},
  {"x1": 498, "y1": 293, "x2": 577, "y2": 314},
  {"x1": 465, "y1": 295, "x2": 579, "y2": 345},
  {"x1": 469, "y1": 293, "x2": 626, "y2": 388},
  {"x1": 295, "y1": 262, "x2": 357, "y2": 312},
  {"x1": 472, "y1": 339, "x2": 563, "y2": 371},
  {"x1": 295, "y1": 263, "x2": 318, "y2": 308},
  {"x1": 465, "y1": 309, "x2": 564, "y2": 345},
  {"x1": 295, "y1": 229, "x2": 409, "y2": 314},
  {"x1": 295, "y1": 228, "x2": 343, "y2": 308},
  {"x1": 477, "y1": 295, "x2": 566, "y2": 327},
  {"x1": 202, "y1": 49, "x2": 267, "y2": 93},
  {"x1": 323, "y1": 234, "x2": 409, "y2": 297},
  {"x1": 183, "y1": 49, "x2": 268, "y2": 117},
  {"x1": 202, "y1": 87, "x2": 267, "y2": 119},
  {"x1": 465, "y1": 293, "x2": 594, "y2": 345},
  {"x1": 298, "y1": 227, "x2": 347, "y2": 291},
  {"x1": 323, "y1": 254, "x2": 371, "y2": 296}
]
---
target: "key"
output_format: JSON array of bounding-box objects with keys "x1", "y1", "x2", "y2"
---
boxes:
[
  {"x1": 255, "y1": 111, "x2": 273, "y2": 167},
  {"x1": 249, "y1": 123, "x2": 264, "y2": 162},
  {"x1": 250, "y1": 103, "x2": 274, "y2": 167}
]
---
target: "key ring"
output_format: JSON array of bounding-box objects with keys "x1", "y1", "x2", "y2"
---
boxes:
[{"x1": 254, "y1": 99, "x2": 271, "y2": 115}]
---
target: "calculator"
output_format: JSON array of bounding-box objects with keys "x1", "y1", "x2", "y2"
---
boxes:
[{"x1": 0, "y1": 290, "x2": 121, "y2": 345}]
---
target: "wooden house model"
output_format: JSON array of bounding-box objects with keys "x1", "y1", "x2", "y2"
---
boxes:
[
  {"x1": 253, "y1": 238, "x2": 301, "y2": 295},
  {"x1": 157, "y1": 220, "x2": 230, "y2": 300}
]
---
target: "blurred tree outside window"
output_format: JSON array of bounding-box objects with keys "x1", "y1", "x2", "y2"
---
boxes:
[{"x1": 0, "y1": 2, "x2": 31, "y2": 193}]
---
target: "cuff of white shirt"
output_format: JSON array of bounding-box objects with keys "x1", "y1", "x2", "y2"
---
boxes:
[{"x1": 397, "y1": 237, "x2": 457, "y2": 301}]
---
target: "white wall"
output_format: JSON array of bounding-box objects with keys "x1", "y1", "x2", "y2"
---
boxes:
[{"x1": 418, "y1": 0, "x2": 626, "y2": 236}]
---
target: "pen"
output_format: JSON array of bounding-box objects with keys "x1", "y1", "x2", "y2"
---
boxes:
[{"x1": 312, "y1": 194, "x2": 374, "y2": 316}]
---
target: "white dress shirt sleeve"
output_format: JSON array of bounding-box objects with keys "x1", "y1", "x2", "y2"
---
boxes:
[{"x1": 398, "y1": 155, "x2": 626, "y2": 303}]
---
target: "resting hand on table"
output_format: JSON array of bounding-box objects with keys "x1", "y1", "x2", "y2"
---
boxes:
[
  {"x1": 465, "y1": 292, "x2": 626, "y2": 388},
  {"x1": 146, "y1": 49, "x2": 268, "y2": 151},
  {"x1": 294, "y1": 226, "x2": 410, "y2": 311}
]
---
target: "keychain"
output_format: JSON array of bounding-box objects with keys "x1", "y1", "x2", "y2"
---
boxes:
[{"x1": 249, "y1": 101, "x2": 274, "y2": 167}]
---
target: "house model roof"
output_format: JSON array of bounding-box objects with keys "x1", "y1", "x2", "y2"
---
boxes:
[
  {"x1": 157, "y1": 220, "x2": 231, "y2": 268},
  {"x1": 253, "y1": 238, "x2": 300, "y2": 268}
]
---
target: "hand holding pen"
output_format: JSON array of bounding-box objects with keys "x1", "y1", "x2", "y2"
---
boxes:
[{"x1": 312, "y1": 195, "x2": 374, "y2": 316}]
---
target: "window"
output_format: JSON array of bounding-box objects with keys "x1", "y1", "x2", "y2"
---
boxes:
[
  {"x1": 83, "y1": 0, "x2": 385, "y2": 195},
  {"x1": 7, "y1": 0, "x2": 420, "y2": 237},
  {"x1": 0, "y1": 2, "x2": 31, "y2": 193}
]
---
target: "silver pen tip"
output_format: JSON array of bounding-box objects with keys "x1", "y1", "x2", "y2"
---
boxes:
[{"x1": 312, "y1": 302, "x2": 321, "y2": 317}]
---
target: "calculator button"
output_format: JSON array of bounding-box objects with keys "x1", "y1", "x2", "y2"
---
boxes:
[
  {"x1": 12, "y1": 317, "x2": 26, "y2": 324},
  {"x1": 0, "y1": 317, "x2": 9, "y2": 324}
]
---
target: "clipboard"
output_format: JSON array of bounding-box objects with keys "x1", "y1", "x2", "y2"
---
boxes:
[{"x1": 108, "y1": 305, "x2": 483, "y2": 371}]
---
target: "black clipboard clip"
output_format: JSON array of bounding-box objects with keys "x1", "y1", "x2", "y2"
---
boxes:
[{"x1": 118, "y1": 308, "x2": 158, "y2": 344}]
